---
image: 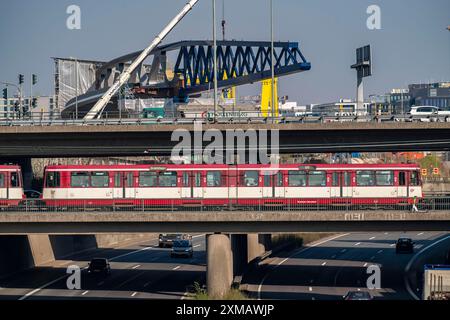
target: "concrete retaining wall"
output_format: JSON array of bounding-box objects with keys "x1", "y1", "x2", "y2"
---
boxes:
[{"x1": 0, "y1": 233, "x2": 155, "y2": 279}]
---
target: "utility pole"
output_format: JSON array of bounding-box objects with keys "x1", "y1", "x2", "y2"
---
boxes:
[
  {"x1": 270, "y1": 0, "x2": 275, "y2": 123},
  {"x1": 213, "y1": 0, "x2": 218, "y2": 123}
]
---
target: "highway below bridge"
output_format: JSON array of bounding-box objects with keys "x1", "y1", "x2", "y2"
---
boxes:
[
  {"x1": 1, "y1": 122, "x2": 450, "y2": 158},
  {"x1": 0, "y1": 231, "x2": 449, "y2": 300}
]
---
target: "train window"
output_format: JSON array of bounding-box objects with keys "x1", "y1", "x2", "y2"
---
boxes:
[
  {"x1": 126, "y1": 173, "x2": 134, "y2": 187},
  {"x1": 195, "y1": 173, "x2": 202, "y2": 187},
  {"x1": 264, "y1": 174, "x2": 271, "y2": 187},
  {"x1": 206, "y1": 171, "x2": 222, "y2": 187},
  {"x1": 398, "y1": 172, "x2": 406, "y2": 186},
  {"x1": 159, "y1": 172, "x2": 178, "y2": 187},
  {"x1": 277, "y1": 172, "x2": 283, "y2": 187},
  {"x1": 242, "y1": 171, "x2": 259, "y2": 187},
  {"x1": 114, "y1": 173, "x2": 122, "y2": 187},
  {"x1": 332, "y1": 173, "x2": 339, "y2": 187},
  {"x1": 308, "y1": 171, "x2": 326, "y2": 187},
  {"x1": 183, "y1": 172, "x2": 190, "y2": 187},
  {"x1": 344, "y1": 172, "x2": 351, "y2": 186},
  {"x1": 410, "y1": 171, "x2": 420, "y2": 186},
  {"x1": 10, "y1": 172, "x2": 20, "y2": 187},
  {"x1": 288, "y1": 171, "x2": 307, "y2": 187},
  {"x1": 71, "y1": 172, "x2": 90, "y2": 188},
  {"x1": 139, "y1": 172, "x2": 157, "y2": 187},
  {"x1": 356, "y1": 171, "x2": 375, "y2": 186},
  {"x1": 0, "y1": 174, "x2": 4, "y2": 188},
  {"x1": 376, "y1": 171, "x2": 394, "y2": 186},
  {"x1": 46, "y1": 172, "x2": 60, "y2": 188},
  {"x1": 91, "y1": 172, "x2": 109, "y2": 188}
]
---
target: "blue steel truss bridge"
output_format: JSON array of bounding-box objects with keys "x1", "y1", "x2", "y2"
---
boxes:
[{"x1": 62, "y1": 40, "x2": 311, "y2": 118}]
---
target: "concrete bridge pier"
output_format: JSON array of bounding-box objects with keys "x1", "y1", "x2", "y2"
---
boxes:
[
  {"x1": 206, "y1": 234, "x2": 233, "y2": 298},
  {"x1": 247, "y1": 234, "x2": 272, "y2": 263},
  {"x1": 207, "y1": 233, "x2": 272, "y2": 298}
]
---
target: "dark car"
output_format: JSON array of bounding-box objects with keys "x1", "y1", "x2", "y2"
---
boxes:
[
  {"x1": 396, "y1": 238, "x2": 414, "y2": 254},
  {"x1": 445, "y1": 249, "x2": 450, "y2": 265},
  {"x1": 170, "y1": 240, "x2": 194, "y2": 258},
  {"x1": 159, "y1": 234, "x2": 192, "y2": 248},
  {"x1": 87, "y1": 258, "x2": 111, "y2": 276},
  {"x1": 343, "y1": 291, "x2": 373, "y2": 300}
]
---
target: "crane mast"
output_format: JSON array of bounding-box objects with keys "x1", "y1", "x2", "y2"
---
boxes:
[{"x1": 84, "y1": 0, "x2": 201, "y2": 120}]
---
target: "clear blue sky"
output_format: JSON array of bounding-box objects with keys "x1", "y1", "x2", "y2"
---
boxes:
[{"x1": 0, "y1": 0, "x2": 449, "y2": 104}]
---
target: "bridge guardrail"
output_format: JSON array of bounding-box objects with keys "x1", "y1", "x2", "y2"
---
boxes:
[
  {"x1": 1, "y1": 197, "x2": 449, "y2": 213},
  {"x1": 2, "y1": 111, "x2": 450, "y2": 126}
]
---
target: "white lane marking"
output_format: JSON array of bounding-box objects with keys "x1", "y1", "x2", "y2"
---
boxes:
[
  {"x1": 132, "y1": 265, "x2": 141, "y2": 270},
  {"x1": 390, "y1": 243, "x2": 396, "y2": 247},
  {"x1": 18, "y1": 275, "x2": 67, "y2": 300},
  {"x1": 354, "y1": 242, "x2": 361, "y2": 246},
  {"x1": 192, "y1": 234, "x2": 206, "y2": 239},
  {"x1": 19, "y1": 243, "x2": 156, "y2": 300},
  {"x1": 173, "y1": 266, "x2": 181, "y2": 271},
  {"x1": 377, "y1": 250, "x2": 383, "y2": 254},
  {"x1": 81, "y1": 290, "x2": 89, "y2": 296},
  {"x1": 404, "y1": 234, "x2": 450, "y2": 300},
  {"x1": 363, "y1": 263, "x2": 368, "y2": 267},
  {"x1": 309, "y1": 287, "x2": 313, "y2": 292},
  {"x1": 417, "y1": 232, "x2": 424, "y2": 236},
  {"x1": 321, "y1": 262, "x2": 327, "y2": 266},
  {"x1": 131, "y1": 292, "x2": 138, "y2": 297},
  {"x1": 384, "y1": 233, "x2": 389, "y2": 235},
  {"x1": 257, "y1": 233, "x2": 350, "y2": 300},
  {"x1": 369, "y1": 237, "x2": 376, "y2": 240},
  {"x1": 194, "y1": 245, "x2": 201, "y2": 248}
]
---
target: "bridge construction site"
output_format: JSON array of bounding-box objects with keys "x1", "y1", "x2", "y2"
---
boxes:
[{"x1": 0, "y1": 0, "x2": 450, "y2": 308}]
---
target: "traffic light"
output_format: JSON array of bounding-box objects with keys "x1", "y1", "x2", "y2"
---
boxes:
[
  {"x1": 32, "y1": 74, "x2": 37, "y2": 85},
  {"x1": 18, "y1": 74, "x2": 24, "y2": 85},
  {"x1": 2, "y1": 88, "x2": 7, "y2": 100},
  {"x1": 31, "y1": 98, "x2": 37, "y2": 109}
]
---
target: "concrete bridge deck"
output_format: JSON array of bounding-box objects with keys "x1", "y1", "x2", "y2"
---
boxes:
[
  {"x1": 1, "y1": 210, "x2": 450, "y2": 234},
  {"x1": 1, "y1": 122, "x2": 450, "y2": 157}
]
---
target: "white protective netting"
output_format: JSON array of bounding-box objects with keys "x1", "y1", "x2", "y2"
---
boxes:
[{"x1": 55, "y1": 58, "x2": 100, "y2": 112}]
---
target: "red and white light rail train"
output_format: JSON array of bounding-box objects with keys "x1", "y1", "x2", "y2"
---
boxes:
[{"x1": 0, "y1": 163, "x2": 423, "y2": 208}]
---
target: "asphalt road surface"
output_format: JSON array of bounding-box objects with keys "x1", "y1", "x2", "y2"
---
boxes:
[
  {"x1": 245, "y1": 232, "x2": 450, "y2": 300},
  {"x1": 0, "y1": 234, "x2": 206, "y2": 300}
]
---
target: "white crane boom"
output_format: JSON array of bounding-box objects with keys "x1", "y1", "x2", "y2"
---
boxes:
[{"x1": 84, "y1": 0, "x2": 201, "y2": 120}]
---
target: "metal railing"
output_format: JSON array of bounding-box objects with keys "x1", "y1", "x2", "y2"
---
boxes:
[
  {"x1": 1, "y1": 111, "x2": 450, "y2": 127},
  {"x1": 1, "y1": 197, "x2": 449, "y2": 213}
]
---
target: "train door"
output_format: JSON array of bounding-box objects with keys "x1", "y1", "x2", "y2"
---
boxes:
[
  {"x1": 397, "y1": 171, "x2": 409, "y2": 198},
  {"x1": 342, "y1": 172, "x2": 352, "y2": 198},
  {"x1": 330, "y1": 172, "x2": 340, "y2": 198},
  {"x1": 192, "y1": 171, "x2": 203, "y2": 198},
  {"x1": 181, "y1": 171, "x2": 193, "y2": 198},
  {"x1": 262, "y1": 173, "x2": 274, "y2": 198},
  {"x1": 113, "y1": 172, "x2": 124, "y2": 199},
  {"x1": 123, "y1": 172, "x2": 136, "y2": 198},
  {"x1": 0, "y1": 173, "x2": 6, "y2": 199},
  {"x1": 227, "y1": 167, "x2": 238, "y2": 204},
  {"x1": 274, "y1": 172, "x2": 285, "y2": 198}
]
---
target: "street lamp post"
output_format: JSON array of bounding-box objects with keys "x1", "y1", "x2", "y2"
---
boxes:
[
  {"x1": 213, "y1": 0, "x2": 218, "y2": 123},
  {"x1": 270, "y1": 0, "x2": 275, "y2": 124}
]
